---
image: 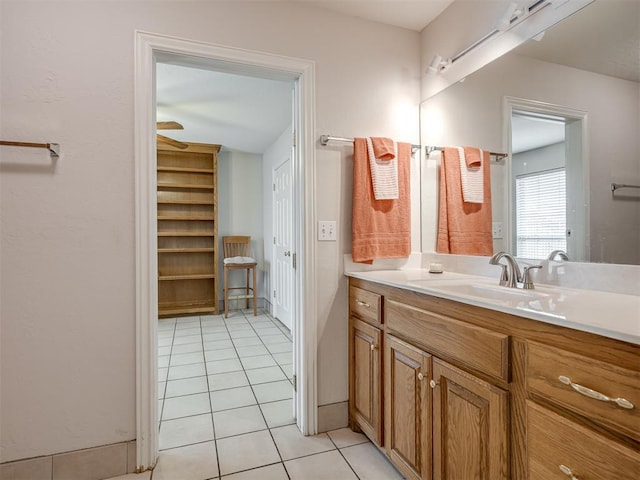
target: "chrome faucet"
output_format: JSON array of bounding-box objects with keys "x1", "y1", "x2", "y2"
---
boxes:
[
  {"x1": 489, "y1": 252, "x2": 542, "y2": 289},
  {"x1": 548, "y1": 250, "x2": 569, "y2": 261}
]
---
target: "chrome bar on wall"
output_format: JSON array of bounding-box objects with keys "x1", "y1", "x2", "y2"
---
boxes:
[
  {"x1": 424, "y1": 145, "x2": 508, "y2": 161},
  {"x1": 611, "y1": 183, "x2": 640, "y2": 192},
  {"x1": 0, "y1": 140, "x2": 60, "y2": 159},
  {"x1": 319, "y1": 135, "x2": 420, "y2": 153}
]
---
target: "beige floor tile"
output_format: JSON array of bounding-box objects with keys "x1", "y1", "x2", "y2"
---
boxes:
[
  {"x1": 222, "y1": 462, "x2": 288, "y2": 479},
  {"x1": 206, "y1": 358, "x2": 243, "y2": 374},
  {"x1": 236, "y1": 345, "x2": 269, "y2": 357},
  {"x1": 252, "y1": 380, "x2": 293, "y2": 404},
  {"x1": 169, "y1": 351, "x2": 205, "y2": 366},
  {"x1": 271, "y1": 352, "x2": 293, "y2": 365},
  {"x1": 341, "y1": 442, "x2": 404, "y2": 479},
  {"x1": 171, "y1": 343, "x2": 203, "y2": 355},
  {"x1": 210, "y1": 386, "x2": 256, "y2": 412},
  {"x1": 159, "y1": 414, "x2": 214, "y2": 450},
  {"x1": 208, "y1": 371, "x2": 249, "y2": 391},
  {"x1": 217, "y1": 430, "x2": 280, "y2": 476},
  {"x1": 103, "y1": 472, "x2": 151, "y2": 480},
  {"x1": 203, "y1": 339, "x2": 234, "y2": 351},
  {"x1": 167, "y1": 363, "x2": 206, "y2": 380},
  {"x1": 246, "y1": 366, "x2": 287, "y2": 385},
  {"x1": 153, "y1": 441, "x2": 218, "y2": 480},
  {"x1": 165, "y1": 376, "x2": 208, "y2": 398},
  {"x1": 327, "y1": 427, "x2": 369, "y2": 448},
  {"x1": 259, "y1": 399, "x2": 296, "y2": 428},
  {"x1": 205, "y1": 347, "x2": 238, "y2": 362},
  {"x1": 231, "y1": 336, "x2": 263, "y2": 347},
  {"x1": 213, "y1": 405, "x2": 267, "y2": 438},
  {"x1": 271, "y1": 424, "x2": 335, "y2": 460},
  {"x1": 240, "y1": 354, "x2": 277, "y2": 370},
  {"x1": 162, "y1": 392, "x2": 211, "y2": 420},
  {"x1": 284, "y1": 450, "x2": 358, "y2": 480}
]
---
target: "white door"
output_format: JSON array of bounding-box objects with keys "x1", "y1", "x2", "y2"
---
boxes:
[{"x1": 273, "y1": 157, "x2": 294, "y2": 330}]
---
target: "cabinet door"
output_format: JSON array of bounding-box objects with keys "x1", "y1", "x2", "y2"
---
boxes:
[
  {"x1": 349, "y1": 317, "x2": 383, "y2": 444},
  {"x1": 432, "y1": 359, "x2": 509, "y2": 480},
  {"x1": 385, "y1": 334, "x2": 432, "y2": 480}
]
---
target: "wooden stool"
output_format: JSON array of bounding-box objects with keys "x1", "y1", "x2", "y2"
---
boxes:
[{"x1": 223, "y1": 236, "x2": 257, "y2": 318}]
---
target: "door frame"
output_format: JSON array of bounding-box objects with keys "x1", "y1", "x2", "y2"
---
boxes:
[
  {"x1": 502, "y1": 96, "x2": 589, "y2": 261},
  {"x1": 134, "y1": 30, "x2": 317, "y2": 470}
]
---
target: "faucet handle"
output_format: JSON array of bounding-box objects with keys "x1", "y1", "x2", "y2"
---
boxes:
[
  {"x1": 521, "y1": 265, "x2": 543, "y2": 290},
  {"x1": 497, "y1": 264, "x2": 509, "y2": 286}
]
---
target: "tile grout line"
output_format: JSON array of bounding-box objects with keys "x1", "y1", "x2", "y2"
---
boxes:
[{"x1": 326, "y1": 434, "x2": 363, "y2": 480}]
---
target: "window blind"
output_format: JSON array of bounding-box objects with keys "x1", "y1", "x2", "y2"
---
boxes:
[{"x1": 516, "y1": 168, "x2": 566, "y2": 259}]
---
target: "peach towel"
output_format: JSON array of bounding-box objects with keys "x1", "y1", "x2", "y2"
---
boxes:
[
  {"x1": 352, "y1": 137, "x2": 411, "y2": 264},
  {"x1": 437, "y1": 147, "x2": 493, "y2": 255}
]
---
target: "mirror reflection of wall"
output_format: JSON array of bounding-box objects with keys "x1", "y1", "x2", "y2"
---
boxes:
[{"x1": 420, "y1": 0, "x2": 640, "y2": 265}]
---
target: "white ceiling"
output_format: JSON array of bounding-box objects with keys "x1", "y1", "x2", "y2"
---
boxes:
[
  {"x1": 298, "y1": 0, "x2": 454, "y2": 31},
  {"x1": 511, "y1": 114, "x2": 565, "y2": 154},
  {"x1": 156, "y1": 63, "x2": 293, "y2": 154}
]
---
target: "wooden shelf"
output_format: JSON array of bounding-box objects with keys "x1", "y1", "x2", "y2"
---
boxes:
[
  {"x1": 157, "y1": 214, "x2": 215, "y2": 221},
  {"x1": 157, "y1": 182, "x2": 215, "y2": 190},
  {"x1": 157, "y1": 142, "x2": 220, "y2": 317},
  {"x1": 159, "y1": 273, "x2": 216, "y2": 281},
  {"x1": 157, "y1": 166, "x2": 214, "y2": 174},
  {"x1": 157, "y1": 199, "x2": 215, "y2": 205},
  {"x1": 158, "y1": 231, "x2": 215, "y2": 237},
  {"x1": 158, "y1": 248, "x2": 215, "y2": 253}
]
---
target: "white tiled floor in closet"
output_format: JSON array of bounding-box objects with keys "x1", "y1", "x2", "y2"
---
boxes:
[{"x1": 116, "y1": 308, "x2": 405, "y2": 480}]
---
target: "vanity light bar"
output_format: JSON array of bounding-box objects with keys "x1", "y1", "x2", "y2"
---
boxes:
[{"x1": 433, "y1": 0, "x2": 552, "y2": 74}]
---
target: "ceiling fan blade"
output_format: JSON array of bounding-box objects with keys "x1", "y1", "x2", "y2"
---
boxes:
[
  {"x1": 157, "y1": 121, "x2": 184, "y2": 130},
  {"x1": 157, "y1": 134, "x2": 188, "y2": 150}
]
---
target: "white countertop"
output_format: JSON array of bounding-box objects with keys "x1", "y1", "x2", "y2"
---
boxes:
[{"x1": 346, "y1": 269, "x2": 640, "y2": 346}]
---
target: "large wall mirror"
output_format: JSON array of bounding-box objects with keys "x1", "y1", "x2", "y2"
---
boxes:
[{"x1": 421, "y1": 0, "x2": 640, "y2": 265}]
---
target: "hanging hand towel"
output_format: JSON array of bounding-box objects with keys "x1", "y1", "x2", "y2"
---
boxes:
[
  {"x1": 457, "y1": 146, "x2": 484, "y2": 203},
  {"x1": 437, "y1": 147, "x2": 493, "y2": 255},
  {"x1": 366, "y1": 137, "x2": 398, "y2": 200},
  {"x1": 352, "y1": 138, "x2": 411, "y2": 264}
]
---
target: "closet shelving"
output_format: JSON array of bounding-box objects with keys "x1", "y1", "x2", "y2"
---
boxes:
[{"x1": 157, "y1": 142, "x2": 221, "y2": 317}]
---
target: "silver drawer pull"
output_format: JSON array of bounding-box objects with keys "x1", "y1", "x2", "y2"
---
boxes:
[
  {"x1": 355, "y1": 299, "x2": 370, "y2": 308},
  {"x1": 559, "y1": 464, "x2": 579, "y2": 479},
  {"x1": 558, "y1": 376, "x2": 634, "y2": 410}
]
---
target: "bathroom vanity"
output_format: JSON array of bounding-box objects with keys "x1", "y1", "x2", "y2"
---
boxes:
[{"x1": 347, "y1": 270, "x2": 639, "y2": 480}]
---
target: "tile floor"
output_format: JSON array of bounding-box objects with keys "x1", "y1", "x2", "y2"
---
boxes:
[{"x1": 110, "y1": 308, "x2": 404, "y2": 480}]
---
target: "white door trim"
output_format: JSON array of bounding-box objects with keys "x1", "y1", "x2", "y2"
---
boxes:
[{"x1": 134, "y1": 30, "x2": 317, "y2": 470}]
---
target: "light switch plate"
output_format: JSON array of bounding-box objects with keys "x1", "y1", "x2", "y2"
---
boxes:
[
  {"x1": 492, "y1": 222, "x2": 503, "y2": 239},
  {"x1": 318, "y1": 221, "x2": 337, "y2": 241}
]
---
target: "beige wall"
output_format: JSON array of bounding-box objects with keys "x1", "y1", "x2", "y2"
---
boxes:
[{"x1": 0, "y1": 0, "x2": 420, "y2": 462}]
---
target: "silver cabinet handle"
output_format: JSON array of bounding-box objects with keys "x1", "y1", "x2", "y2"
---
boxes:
[
  {"x1": 559, "y1": 464, "x2": 579, "y2": 479},
  {"x1": 355, "y1": 300, "x2": 370, "y2": 308},
  {"x1": 558, "y1": 376, "x2": 634, "y2": 409}
]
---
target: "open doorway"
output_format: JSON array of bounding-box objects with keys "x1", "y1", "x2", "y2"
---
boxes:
[
  {"x1": 155, "y1": 61, "x2": 298, "y2": 451},
  {"x1": 505, "y1": 97, "x2": 588, "y2": 262},
  {"x1": 135, "y1": 32, "x2": 317, "y2": 471}
]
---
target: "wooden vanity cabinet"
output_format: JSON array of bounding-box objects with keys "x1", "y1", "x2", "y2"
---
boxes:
[
  {"x1": 348, "y1": 277, "x2": 640, "y2": 480},
  {"x1": 349, "y1": 286, "x2": 383, "y2": 445},
  {"x1": 384, "y1": 334, "x2": 431, "y2": 480}
]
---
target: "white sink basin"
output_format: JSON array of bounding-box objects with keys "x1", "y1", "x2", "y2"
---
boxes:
[{"x1": 407, "y1": 279, "x2": 553, "y2": 306}]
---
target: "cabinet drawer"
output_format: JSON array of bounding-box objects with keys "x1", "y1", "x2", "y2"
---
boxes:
[
  {"x1": 528, "y1": 401, "x2": 640, "y2": 479},
  {"x1": 386, "y1": 299, "x2": 509, "y2": 381},
  {"x1": 527, "y1": 341, "x2": 640, "y2": 441},
  {"x1": 349, "y1": 286, "x2": 382, "y2": 326}
]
